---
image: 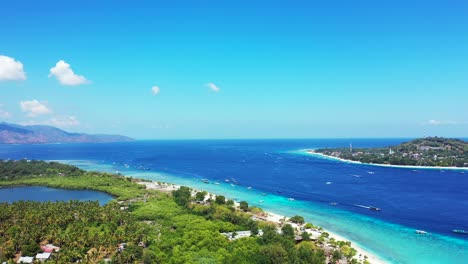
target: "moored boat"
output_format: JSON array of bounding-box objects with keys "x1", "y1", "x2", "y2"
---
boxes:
[{"x1": 452, "y1": 229, "x2": 467, "y2": 234}]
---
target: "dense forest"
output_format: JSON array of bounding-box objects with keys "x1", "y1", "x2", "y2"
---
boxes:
[
  {"x1": 0, "y1": 160, "x2": 363, "y2": 264},
  {"x1": 315, "y1": 137, "x2": 468, "y2": 167}
]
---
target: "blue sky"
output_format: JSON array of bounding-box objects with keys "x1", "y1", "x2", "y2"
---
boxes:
[{"x1": 1, "y1": 0, "x2": 467, "y2": 139}]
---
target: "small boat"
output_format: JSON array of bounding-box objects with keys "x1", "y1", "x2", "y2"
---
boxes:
[
  {"x1": 230, "y1": 184, "x2": 235, "y2": 187},
  {"x1": 367, "y1": 171, "x2": 375, "y2": 174},
  {"x1": 330, "y1": 202, "x2": 337, "y2": 206},
  {"x1": 415, "y1": 230, "x2": 427, "y2": 234},
  {"x1": 225, "y1": 179, "x2": 230, "y2": 182},
  {"x1": 277, "y1": 190, "x2": 283, "y2": 194},
  {"x1": 369, "y1": 206, "x2": 381, "y2": 211},
  {"x1": 259, "y1": 200, "x2": 264, "y2": 203},
  {"x1": 247, "y1": 186, "x2": 252, "y2": 190},
  {"x1": 325, "y1": 181, "x2": 332, "y2": 185},
  {"x1": 214, "y1": 182, "x2": 220, "y2": 185},
  {"x1": 287, "y1": 197, "x2": 295, "y2": 201},
  {"x1": 452, "y1": 229, "x2": 468, "y2": 234},
  {"x1": 201, "y1": 179, "x2": 209, "y2": 184}
]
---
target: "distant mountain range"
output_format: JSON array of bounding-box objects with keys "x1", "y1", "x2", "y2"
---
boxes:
[{"x1": 0, "y1": 122, "x2": 134, "y2": 144}]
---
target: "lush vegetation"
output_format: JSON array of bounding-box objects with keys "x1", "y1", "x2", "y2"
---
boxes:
[
  {"x1": 0, "y1": 160, "x2": 362, "y2": 263},
  {"x1": 315, "y1": 137, "x2": 468, "y2": 167},
  {"x1": 0, "y1": 160, "x2": 83, "y2": 180},
  {"x1": 0, "y1": 201, "x2": 153, "y2": 263}
]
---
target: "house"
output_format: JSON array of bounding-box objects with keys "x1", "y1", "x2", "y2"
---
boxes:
[
  {"x1": 41, "y1": 244, "x2": 60, "y2": 253},
  {"x1": 221, "y1": 230, "x2": 264, "y2": 240},
  {"x1": 36, "y1": 253, "x2": 51, "y2": 262},
  {"x1": 17, "y1": 257, "x2": 34, "y2": 264}
]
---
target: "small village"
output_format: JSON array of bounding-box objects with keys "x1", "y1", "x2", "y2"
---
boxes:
[{"x1": 314, "y1": 137, "x2": 468, "y2": 167}]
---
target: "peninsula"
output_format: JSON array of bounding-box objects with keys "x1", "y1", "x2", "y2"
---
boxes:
[
  {"x1": 311, "y1": 137, "x2": 468, "y2": 168},
  {"x1": 0, "y1": 160, "x2": 372, "y2": 264}
]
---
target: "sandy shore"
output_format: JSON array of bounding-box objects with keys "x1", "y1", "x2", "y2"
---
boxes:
[
  {"x1": 139, "y1": 180, "x2": 388, "y2": 264},
  {"x1": 304, "y1": 151, "x2": 468, "y2": 171}
]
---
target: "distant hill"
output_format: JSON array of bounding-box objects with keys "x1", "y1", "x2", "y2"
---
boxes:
[
  {"x1": 0, "y1": 122, "x2": 134, "y2": 144},
  {"x1": 314, "y1": 137, "x2": 468, "y2": 167}
]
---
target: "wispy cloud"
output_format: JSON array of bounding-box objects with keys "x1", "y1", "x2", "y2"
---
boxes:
[
  {"x1": 49, "y1": 60, "x2": 89, "y2": 86},
  {"x1": 21, "y1": 115, "x2": 80, "y2": 128},
  {"x1": 206, "y1": 82, "x2": 220, "y2": 92},
  {"x1": 151, "y1": 86, "x2": 160, "y2": 95},
  {"x1": 425, "y1": 119, "x2": 464, "y2": 125},
  {"x1": 20, "y1": 100, "x2": 52, "y2": 117},
  {"x1": 0, "y1": 55, "x2": 26, "y2": 81},
  {"x1": 0, "y1": 104, "x2": 11, "y2": 118},
  {"x1": 48, "y1": 115, "x2": 80, "y2": 127}
]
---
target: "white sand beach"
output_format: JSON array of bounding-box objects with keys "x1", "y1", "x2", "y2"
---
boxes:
[{"x1": 304, "y1": 151, "x2": 468, "y2": 171}]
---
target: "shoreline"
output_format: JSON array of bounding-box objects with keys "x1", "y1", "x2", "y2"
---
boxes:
[
  {"x1": 138, "y1": 180, "x2": 388, "y2": 264},
  {"x1": 301, "y1": 150, "x2": 468, "y2": 171}
]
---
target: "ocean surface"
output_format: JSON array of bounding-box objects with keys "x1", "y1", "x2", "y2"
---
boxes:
[
  {"x1": 0, "y1": 139, "x2": 467, "y2": 263},
  {"x1": 0, "y1": 186, "x2": 113, "y2": 205}
]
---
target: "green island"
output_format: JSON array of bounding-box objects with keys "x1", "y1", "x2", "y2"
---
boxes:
[
  {"x1": 0, "y1": 160, "x2": 367, "y2": 264},
  {"x1": 312, "y1": 137, "x2": 468, "y2": 168}
]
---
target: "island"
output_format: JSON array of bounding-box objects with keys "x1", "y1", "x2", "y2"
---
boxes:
[
  {"x1": 311, "y1": 137, "x2": 468, "y2": 168},
  {"x1": 0, "y1": 122, "x2": 134, "y2": 144},
  {"x1": 0, "y1": 160, "x2": 373, "y2": 264}
]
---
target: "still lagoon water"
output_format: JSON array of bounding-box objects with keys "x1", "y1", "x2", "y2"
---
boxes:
[{"x1": 0, "y1": 186, "x2": 113, "y2": 205}]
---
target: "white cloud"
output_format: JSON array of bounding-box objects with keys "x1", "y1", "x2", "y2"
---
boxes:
[
  {"x1": 0, "y1": 55, "x2": 26, "y2": 81},
  {"x1": 20, "y1": 100, "x2": 51, "y2": 117},
  {"x1": 49, "y1": 60, "x2": 89, "y2": 86},
  {"x1": 48, "y1": 115, "x2": 80, "y2": 127},
  {"x1": 151, "y1": 86, "x2": 160, "y2": 95},
  {"x1": 206, "y1": 82, "x2": 220, "y2": 92}
]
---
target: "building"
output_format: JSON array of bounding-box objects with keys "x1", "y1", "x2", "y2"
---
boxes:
[
  {"x1": 221, "y1": 230, "x2": 264, "y2": 240},
  {"x1": 35, "y1": 253, "x2": 51, "y2": 262},
  {"x1": 17, "y1": 257, "x2": 34, "y2": 264},
  {"x1": 41, "y1": 244, "x2": 60, "y2": 253}
]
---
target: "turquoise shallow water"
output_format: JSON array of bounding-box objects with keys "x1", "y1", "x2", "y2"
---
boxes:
[{"x1": 63, "y1": 159, "x2": 468, "y2": 264}]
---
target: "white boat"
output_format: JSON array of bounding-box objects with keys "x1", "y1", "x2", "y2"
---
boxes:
[
  {"x1": 416, "y1": 230, "x2": 427, "y2": 234},
  {"x1": 325, "y1": 181, "x2": 332, "y2": 185},
  {"x1": 287, "y1": 197, "x2": 295, "y2": 201},
  {"x1": 247, "y1": 186, "x2": 252, "y2": 189},
  {"x1": 259, "y1": 200, "x2": 264, "y2": 203}
]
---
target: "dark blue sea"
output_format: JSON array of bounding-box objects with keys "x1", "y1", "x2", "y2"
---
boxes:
[{"x1": 0, "y1": 139, "x2": 467, "y2": 263}]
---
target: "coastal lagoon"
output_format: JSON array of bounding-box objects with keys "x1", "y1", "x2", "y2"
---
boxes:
[
  {"x1": 0, "y1": 139, "x2": 467, "y2": 263},
  {"x1": 0, "y1": 186, "x2": 113, "y2": 205}
]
